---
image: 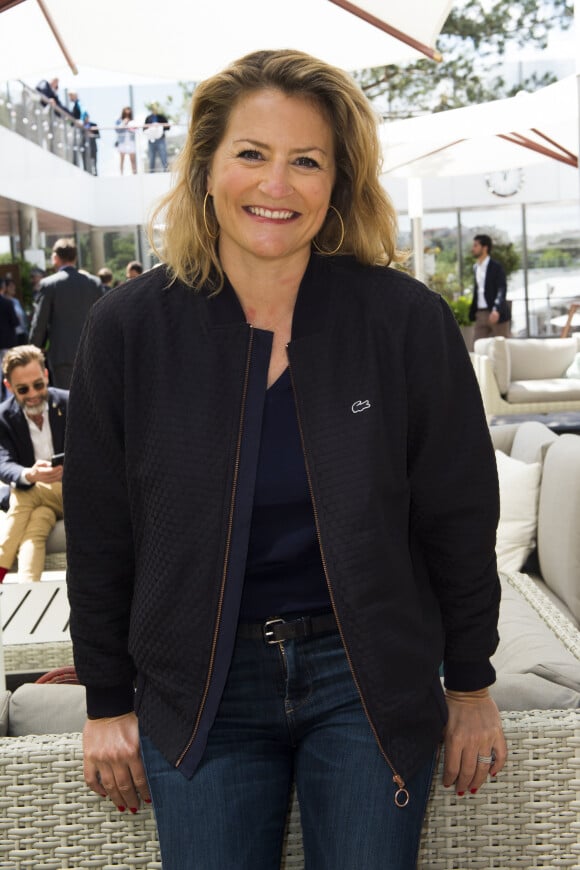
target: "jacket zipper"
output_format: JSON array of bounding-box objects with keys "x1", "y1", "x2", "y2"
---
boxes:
[
  {"x1": 287, "y1": 355, "x2": 410, "y2": 809},
  {"x1": 176, "y1": 326, "x2": 254, "y2": 767}
]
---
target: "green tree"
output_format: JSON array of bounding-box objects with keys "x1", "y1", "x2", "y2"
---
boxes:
[
  {"x1": 103, "y1": 233, "x2": 139, "y2": 285},
  {"x1": 355, "y1": 0, "x2": 572, "y2": 119},
  {"x1": 536, "y1": 248, "x2": 573, "y2": 268}
]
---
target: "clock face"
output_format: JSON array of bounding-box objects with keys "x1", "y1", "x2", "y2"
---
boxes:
[{"x1": 485, "y1": 168, "x2": 524, "y2": 197}]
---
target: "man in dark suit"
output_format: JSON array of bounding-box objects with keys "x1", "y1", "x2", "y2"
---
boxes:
[
  {"x1": 29, "y1": 238, "x2": 103, "y2": 388},
  {"x1": 469, "y1": 234, "x2": 510, "y2": 341},
  {"x1": 0, "y1": 281, "x2": 19, "y2": 401},
  {"x1": 0, "y1": 345, "x2": 67, "y2": 582}
]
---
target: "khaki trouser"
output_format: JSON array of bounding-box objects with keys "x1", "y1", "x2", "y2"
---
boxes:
[
  {"x1": 473, "y1": 310, "x2": 511, "y2": 342},
  {"x1": 0, "y1": 483, "x2": 63, "y2": 582}
]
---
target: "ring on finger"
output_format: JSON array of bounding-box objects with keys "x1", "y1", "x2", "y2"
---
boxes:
[{"x1": 476, "y1": 753, "x2": 494, "y2": 765}]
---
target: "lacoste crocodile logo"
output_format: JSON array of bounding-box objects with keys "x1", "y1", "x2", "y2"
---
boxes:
[{"x1": 351, "y1": 400, "x2": 371, "y2": 414}]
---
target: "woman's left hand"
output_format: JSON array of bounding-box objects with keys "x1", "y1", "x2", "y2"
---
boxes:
[{"x1": 443, "y1": 688, "x2": 507, "y2": 795}]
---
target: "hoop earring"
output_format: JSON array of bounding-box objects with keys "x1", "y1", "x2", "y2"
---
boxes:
[
  {"x1": 203, "y1": 192, "x2": 218, "y2": 241},
  {"x1": 312, "y1": 205, "x2": 345, "y2": 256}
]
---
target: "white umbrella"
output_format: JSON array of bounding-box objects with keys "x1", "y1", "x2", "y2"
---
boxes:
[
  {"x1": 0, "y1": 0, "x2": 452, "y2": 83},
  {"x1": 380, "y1": 76, "x2": 578, "y2": 178}
]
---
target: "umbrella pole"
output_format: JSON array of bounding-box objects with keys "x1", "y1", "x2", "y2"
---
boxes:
[
  {"x1": 328, "y1": 0, "x2": 443, "y2": 62},
  {"x1": 35, "y1": 0, "x2": 78, "y2": 75}
]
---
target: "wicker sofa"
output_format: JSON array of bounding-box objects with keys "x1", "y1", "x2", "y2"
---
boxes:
[
  {"x1": 472, "y1": 335, "x2": 580, "y2": 416},
  {"x1": 2, "y1": 580, "x2": 579, "y2": 866},
  {"x1": 1, "y1": 420, "x2": 580, "y2": 868}
]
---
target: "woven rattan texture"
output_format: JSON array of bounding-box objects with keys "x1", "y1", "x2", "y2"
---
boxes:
[
  {"x1": 418, "y1": 709, "x2": 580, "y2": 869},
  {"x1": 44, "y1": 553, "x2": 67, "y2": 571},
  {"x1": 0, "y1": 734, "x2": 161, "y2": 869},
  {"x1": 1, "y1": 573, "x2": 579, "y2": 868},
  {"x1": 282, "y1": 710, "x2": 580, "y2": 869},
  {"x1": 3, "y1": 641, "x2": 74, "y2": 674},
  {"x1": 1, "y1": 711, "x2": 579, "y2": 869},
  {"x1": 506, "y1": 570, "x2": 580, "y2": 658}
]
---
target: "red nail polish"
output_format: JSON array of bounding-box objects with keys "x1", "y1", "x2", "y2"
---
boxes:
[
  {"x1": 470, "y1": 788, "x2": 478, "y2": 794},
  {"x1": 117, "y1": 805, "x2": 126, "y2": 812},
  {"x1": 129, "y1": 807, "x2": 138, "y2": 814},
  {"x1": 144, "y1": 798, "x2": 152, "y2": 804},
  {"x1": 457, "y1": 791, "x2": 465, "y2": 797}
]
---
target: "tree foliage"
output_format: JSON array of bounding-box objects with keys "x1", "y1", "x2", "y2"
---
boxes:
[{"x1": 355, "y1": 0, "x2": 573, "y2": 118}]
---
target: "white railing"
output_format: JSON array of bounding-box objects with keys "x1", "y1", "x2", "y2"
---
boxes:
[{"x1": 0, "y1": 80, "x2": 186, "y2": 176}]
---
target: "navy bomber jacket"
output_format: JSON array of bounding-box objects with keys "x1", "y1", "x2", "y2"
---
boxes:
[{"x1": 64, "y1": 254, "x2": 501, "y2": 792}]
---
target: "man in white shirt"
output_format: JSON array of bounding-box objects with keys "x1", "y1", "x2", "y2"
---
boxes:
[
  {"x1": 469, "y1": 234, "x2": 510, "y2": 341},
  {"x1": 0, "y1": 346, "x2": 67, "y2": 582}
]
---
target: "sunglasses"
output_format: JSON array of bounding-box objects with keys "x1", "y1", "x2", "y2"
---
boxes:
[{"x1": 14, "y1": 380, "x2": 47, "y2": 396}]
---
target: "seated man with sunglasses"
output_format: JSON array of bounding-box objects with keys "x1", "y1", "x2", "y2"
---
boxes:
[{"x1": 0, "y1": 346, "x2": 67, "y2": 582}]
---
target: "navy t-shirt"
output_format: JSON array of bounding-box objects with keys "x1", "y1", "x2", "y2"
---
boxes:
[{"x1": 239, "y1": 367, "x2": 331, "y2": 621}]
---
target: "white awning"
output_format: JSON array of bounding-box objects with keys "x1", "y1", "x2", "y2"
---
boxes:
[
  {"x1": 0, "y1": 0, "x2": 453, "y2": 83},
  {"x1": 380, "y1": 76, "x2": 578, "y2": 178}
]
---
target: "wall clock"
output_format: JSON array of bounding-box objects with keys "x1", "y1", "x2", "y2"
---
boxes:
[{"x1": 485, "y1": 168, "x2": 524, "y2": 197}]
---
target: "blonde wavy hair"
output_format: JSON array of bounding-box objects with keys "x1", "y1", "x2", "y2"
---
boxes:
[{"x1": 149, "y1": 49, "x2": 401, "y2": 290}]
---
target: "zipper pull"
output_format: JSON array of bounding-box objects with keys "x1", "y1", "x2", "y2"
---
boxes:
[{"x1": 393, "y1": 774, "x2": 410, "y2": 808}]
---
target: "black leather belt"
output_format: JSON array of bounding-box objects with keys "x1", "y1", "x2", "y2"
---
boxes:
[{"x1": 237, "y1": 613, "x2": 337, "y2": 644}]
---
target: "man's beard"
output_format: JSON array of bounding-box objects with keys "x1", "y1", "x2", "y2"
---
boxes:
[{"x1": 23, "y1": 398, "x2": 48, "y2": 417}]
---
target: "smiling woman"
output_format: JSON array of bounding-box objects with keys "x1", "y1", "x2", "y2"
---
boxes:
[
  {"x1": 65, "y1": 48, "x2": 506, "y2": 870},
  {"x1": 206, "y1": 89, "x2": 336, "y2": 278}
]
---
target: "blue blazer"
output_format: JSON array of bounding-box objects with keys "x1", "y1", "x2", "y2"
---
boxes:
[{"x1": 0, "y1": 387, "x2": 68, "y2": 511}]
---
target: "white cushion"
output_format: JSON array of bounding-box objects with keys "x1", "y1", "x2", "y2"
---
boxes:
[
  {"x1": 508, "y1": 338, "x2": 577, "y2": 381},
  {"x1": 565, "y1": 353, "x2": 580, "y2": 379},
  {"x1": 492, "y1": 576, "x2": 580, "y2": 695},
  {"x1": 489, "y1": 337, "x2": 510, "y2": 394},
  {"x1": 537, "y1": 435, "x2": 580, "y2": 623},
  {"x1": 506, "y1": 379, "x2": 580, "y2": 403},
  {"x1": 495, "y1": 450, "x2": 541, "y2": 573},
  {"x1": 510, "y1": 421, "x2": 558, "y2": 465}
]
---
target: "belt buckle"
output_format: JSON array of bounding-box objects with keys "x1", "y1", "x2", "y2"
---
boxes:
[{"x1": 263, "y1": 617, "x2": 285, "y2": 645}]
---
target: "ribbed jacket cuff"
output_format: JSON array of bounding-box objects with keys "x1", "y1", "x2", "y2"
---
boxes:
[
  {"x1": 85, "y1": 684, "x2": 135, "y2": 719},
  {"x1": 443, "y1": 660, "x2": 496, "y2": 692}
]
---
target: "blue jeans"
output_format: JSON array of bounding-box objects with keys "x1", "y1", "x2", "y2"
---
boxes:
[
  {"x1": 141, "y1": 628, "x2": 436, "y2": 869},
  {"x1": 148, "y1": 137, "x2": 168, "y2": 171}
]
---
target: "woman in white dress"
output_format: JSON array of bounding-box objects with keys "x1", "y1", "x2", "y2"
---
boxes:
[{"x1": 115, "y1": 106, "x2": 137, "y2": 175}]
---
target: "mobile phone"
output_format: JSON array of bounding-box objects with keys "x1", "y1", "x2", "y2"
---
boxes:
[{"x1": 51, "y1": 453, "x2": 64, "y2": 467}]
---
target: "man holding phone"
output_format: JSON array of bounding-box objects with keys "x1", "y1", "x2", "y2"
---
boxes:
[{"x1": 0, "y1": 346, "x2": 67, "y2": 582}]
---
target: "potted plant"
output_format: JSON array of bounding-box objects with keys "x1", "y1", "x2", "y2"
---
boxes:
[{"x1": 446, "y1": 294, "x2": 474, "y2": 350}]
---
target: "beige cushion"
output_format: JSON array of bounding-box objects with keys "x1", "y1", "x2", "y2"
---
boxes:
[
  {"x1": 495, "y1": 450, "x2": 541, "y2": 573},
  {"x1": 490, "y1": 673, "x2": 580, "y2": 711},
  {"x1": 8, "y1": 684, "x2": 86, "y2": 736},
  {"x1": 506, "y1": 378, "x2": 580, "y2": 403},
  {"x1": 508, "y1": 338, "x2": 578, "y2": 381},
  {"x1": 510, "y1": 420, "x2": 558, "y2": 465},
  {"x1": 489, "y1": 337, "x2": 510, "y2": 394},
  {"x1": 492, "y1": 576, "x2": 580, "y2": 694},
  {"x1": 537, "y1": 435, "x2": 580, "y2": 623}
]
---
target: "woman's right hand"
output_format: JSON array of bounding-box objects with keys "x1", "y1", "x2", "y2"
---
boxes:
[{"x1": 83, "y1": 712, "x2": 151, "y2": 812}]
